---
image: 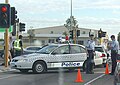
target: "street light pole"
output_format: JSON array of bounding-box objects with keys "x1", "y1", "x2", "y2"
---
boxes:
[
  {"x1": 71, "y1": 0, "x2": 72, "y2": 17},
  {"x1": 70, "y1": 0, "x2": 72, "y2": 31},
  {"x1": 64, "y1": 0, "x2": 78, "y2": 44},
  {"x1": 70, "y1": 0, "x2": 76, "y2": 44}
]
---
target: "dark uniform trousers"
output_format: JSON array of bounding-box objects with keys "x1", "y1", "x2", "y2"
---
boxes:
[
  {"x1": 111, "y1": 50, "x2": 118, "y2": 74},
  {"x1": 86, "y1": 50, "x2": 94, "y2": 73}
]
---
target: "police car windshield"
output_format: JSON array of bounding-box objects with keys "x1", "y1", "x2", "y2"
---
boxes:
[{"x1": 37, "y1": 45, "x2": 58, "y2": 54}]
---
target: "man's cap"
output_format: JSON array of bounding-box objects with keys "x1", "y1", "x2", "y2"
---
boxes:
[{"x1": 19, "y1": 35, "x2": 23, "y2": 39}]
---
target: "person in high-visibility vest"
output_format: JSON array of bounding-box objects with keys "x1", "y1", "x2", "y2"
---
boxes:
[{"x1": 13, "y1": 35, "x2": 23, "y2": 57}]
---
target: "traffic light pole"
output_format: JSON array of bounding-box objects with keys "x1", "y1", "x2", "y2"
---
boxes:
[
  {"x1": 4, "y1": 0, "x2": 9, "y2": 67},
  {"x1": 73, "y1": 27, "x2": 76, "y2": 44},
  {"x1": 16, "y1": 19, "x2": 19, "y2": 39}
]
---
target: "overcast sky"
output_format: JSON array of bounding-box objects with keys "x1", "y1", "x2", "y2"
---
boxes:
[{"x1": 1, "y1": 0, "x2": 120, "y2": 38}]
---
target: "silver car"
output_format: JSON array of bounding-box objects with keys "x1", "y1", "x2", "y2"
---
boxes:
[{"x1": 114, "y1": 50, "x2": 120, "y2": 85}]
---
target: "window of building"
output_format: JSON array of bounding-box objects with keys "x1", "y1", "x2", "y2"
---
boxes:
[
  {"x1": 82, "y1": 31, "x2": 86, "y2": 34},
  {"x1": 48, "y1": 39, "x2": 54, "y2": 43},
  {"x1": 51, "y1": 31, "x2": 53, "y2": 34},
  {"x1": 78, "y1": 40, "x2": 84, "y2": 45},
  {"x1": 41, "y1": 40, "x2": 45, "y2": 45}
]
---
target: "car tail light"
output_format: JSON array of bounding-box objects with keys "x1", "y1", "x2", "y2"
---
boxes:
[{"x1": 100, "y1": 54, "x2": 106, "y2": 57}]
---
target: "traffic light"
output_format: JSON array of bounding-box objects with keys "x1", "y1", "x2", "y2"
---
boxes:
[
  {"x1": 98, "y1": 29, "x2": 103, "y2": 38},
  {"x1": 19, "y1": 22, "x2": 25, "y2": 32},
  {"x1": 77, "y1": 30, "x2": 80, "y2": 37},
  {"x1": 11, "y1": 7, "x2": 17, "y2": 25},
  {"x1": 0, "y1": 4, "x2": 10, "y2": 28},
  {"x1": 12, "y1": 24, "x2": 16, "y2": 36},
  {"x1": 69, "y1": 30, "x2": 73, "y2": 39},
  {"x1": 102, "y1": 32, "x2": 106, "y2": 37}
]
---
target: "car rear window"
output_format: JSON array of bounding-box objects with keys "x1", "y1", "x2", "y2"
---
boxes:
[{"x1": 95, "y1": 47, "x2": 104, "y2": 52}]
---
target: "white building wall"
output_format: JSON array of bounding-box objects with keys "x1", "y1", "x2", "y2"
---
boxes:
[{"x1": 23, "y1": 26, "x2": 100, "y2": 46}]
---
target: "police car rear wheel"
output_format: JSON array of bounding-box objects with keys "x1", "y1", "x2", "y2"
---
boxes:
[{"x1": 32, "y1": 61, "x2": 46, "y2": 73}]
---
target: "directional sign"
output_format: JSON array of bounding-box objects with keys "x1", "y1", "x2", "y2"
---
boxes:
[{"x1": 0, "y1": 26, "x2": 12, "y2": 32}]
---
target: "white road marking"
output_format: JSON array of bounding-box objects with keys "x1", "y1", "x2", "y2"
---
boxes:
[
  {"x1": 84, "y1": 74, "x2": 105, "y2": 85},
  {"x1": 0, "y1": 74, "x2": 21, "y2": 80}
]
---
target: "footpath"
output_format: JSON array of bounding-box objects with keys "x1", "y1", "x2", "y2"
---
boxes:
[
  {"x1": 0, "y1": 58, "x2": 16, "y2": 72},
  {"x1": 0, "y1": 66, "x2": 14, "y2": 72}
]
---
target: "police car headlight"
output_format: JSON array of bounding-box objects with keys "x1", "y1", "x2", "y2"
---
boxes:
[{"x1": 18, "y1": 59, "x2": 28, "y2": 62}]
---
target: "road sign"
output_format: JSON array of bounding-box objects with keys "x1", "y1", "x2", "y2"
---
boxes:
[{"x1": 0, "y1": 26, "x2": 12, "y2": 32}]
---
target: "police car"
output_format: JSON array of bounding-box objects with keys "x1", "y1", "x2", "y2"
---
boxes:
[
  {"x1": 10, "y1": 43, "x2": 103, "y2": 73},
  {"x1": 95, "y1": 45, "x2": 109, "y2": 66}
]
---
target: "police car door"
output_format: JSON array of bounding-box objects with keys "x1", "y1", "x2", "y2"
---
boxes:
[
  {"x1": 69, "y1": 45, "x2": 87, "y2": 67},
  {"x1": 50, "y1": 45, "x2": 72, "y2": 68}
]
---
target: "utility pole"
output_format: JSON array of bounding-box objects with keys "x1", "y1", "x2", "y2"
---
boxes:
[{"x1": 5, "y1": 0, "x2": 9, "y2": 67}]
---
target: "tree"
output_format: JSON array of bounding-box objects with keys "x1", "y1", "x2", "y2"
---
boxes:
[
  {"x1": 63, "y1": 31, "x2": 68, "y2": 36},
  {"x1": 117, "y1": 32, "x2": 120, "y2": 45}
]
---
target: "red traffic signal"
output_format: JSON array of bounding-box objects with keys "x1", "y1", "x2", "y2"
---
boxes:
[
  {"x1": 0, "y1": 4, "x2": 10, "y2": 28},
  {"x1": 1, "y1": 6, "x2": 7, "y2": 12},
  {"x1": 65, "y1": 36, "x2": 69, "y2": 40}
]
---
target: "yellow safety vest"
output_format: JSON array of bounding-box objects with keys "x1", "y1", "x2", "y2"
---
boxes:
[{"x1": 14, "y1": 39, "x2": 21, "y2": 50}]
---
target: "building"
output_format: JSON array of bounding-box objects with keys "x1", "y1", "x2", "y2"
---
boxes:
[{"x1": 22, "y1": 25, "x2": 105, "y2": 47}]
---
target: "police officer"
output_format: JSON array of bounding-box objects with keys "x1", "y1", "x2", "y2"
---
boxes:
[
  {"x1": 86, "y1": 34, "x2": 95, "y2": 74},
  {"x1": 13, "y1": 35, "x2": 23, "y2": 57},
  {"x1": 109, "y1": 35, "x2": 119, "y2": 75}
]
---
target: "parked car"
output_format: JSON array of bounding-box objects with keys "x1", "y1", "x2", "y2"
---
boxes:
[
  {"x1": 10, "y1": 43, "x2": 103, "y2": 73},
  {"x1": 0, "y1": 49, "x2": 4, "y2": 59},
  {"x1": 23, "y1": 46, "x2": 42, "y2": 54},
  {"x1": 95, "y1": 45, "x2": 110, "y2": 66},
  {"x1": 114, "y1": 50, "x2": 120, "y2": 85}
]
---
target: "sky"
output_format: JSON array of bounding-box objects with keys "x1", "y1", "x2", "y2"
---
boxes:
[{"x1": 0, "y1": 0, "x2": 120, "y2": 38}]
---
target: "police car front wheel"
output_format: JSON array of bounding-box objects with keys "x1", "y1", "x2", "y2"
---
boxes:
[{"x1": 32, "y1": 61, "x2": 47, "y2": 73}]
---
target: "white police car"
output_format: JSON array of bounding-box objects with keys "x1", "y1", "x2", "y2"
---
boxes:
[
  {"x1": 95, "y1": 45, "x2": 109, "y2": 66},
  {"x1": 10, "y1": 44, "x2": 103, "y2": 73}
]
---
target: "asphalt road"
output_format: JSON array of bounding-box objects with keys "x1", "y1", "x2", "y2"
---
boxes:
[{"x1": 0, "y1": 67, "x2": 114, "y2": 85}]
